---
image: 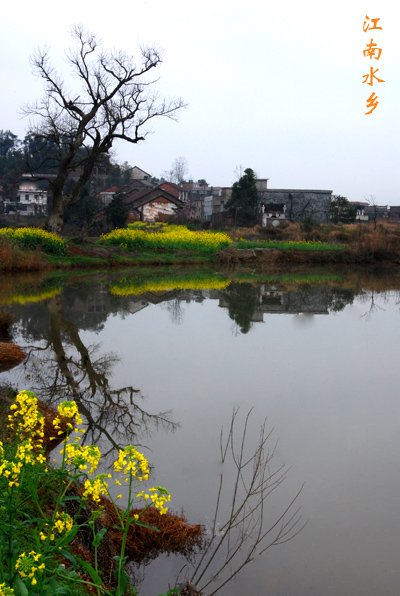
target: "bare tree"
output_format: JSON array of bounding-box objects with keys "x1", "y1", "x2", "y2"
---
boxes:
[
  {"x1": 23, "y1": 26, "x2": 186, "y2": 233},
  {"x1": 163, "y1": 156, "x2": 189, "y2": 185},
  {"x1": 365, "y1": 194, "x2": 386, "y2": 230}
]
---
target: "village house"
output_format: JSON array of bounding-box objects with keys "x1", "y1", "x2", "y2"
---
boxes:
[
  {"x1": 258, "y1": 188, "x2": 332, "y2": 225},
  {"x1": 260, "y1": 203, "x2": 287, "y2": 227},
  {"x1": 159, "y1": 181, "x2": 189, "y2": 204},
  {"x1": 130, "y1": 166, "x2": 153, "y2": 185},
  {"x1": 349, "y1": 201, "x2": 369, "y2": 221},
  {"x1": 122, "y1": 186, "x2": 185, "y2": 222},
  {"x1": 388, "y1": 206, "x2": 400, "y2": 223},
  {"x1": 3, "y1": 175, "x2": 48, "y2": 216},
  {"x1": 98, "y1": 180, "x2": 150, "y2": 208},
  {"x1": 364, "y1": 205, "x2": 389, "y2": 222}
]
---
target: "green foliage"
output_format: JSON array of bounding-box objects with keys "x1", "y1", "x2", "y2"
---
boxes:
[
  {"x1": 0, "y1": 130, "x2": 23, "y2": 179},
  {"x1": 64, "y1": 185, "x2": 102, "y2": 231},
  {"x1": 235, "y1": 239, "x2": 345, "y2": 251},
  {"x1": 224, "y1": 168, "x2": 259, "y2": 226},
  {"x1": 128, "y1": 222, "x2": 167, "y2": 230},
  {"x1": 300, "y1": 216, "x2": 318, "y2": 233},
  {"x1": 106, "y1": 194, "x2": 129, "y2": 229},
  {"x1": 330, "y1": 195, "x2": 357, "y2": 224}
]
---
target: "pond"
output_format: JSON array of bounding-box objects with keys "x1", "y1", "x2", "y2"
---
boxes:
[{"x1": 1, "y1": 267, "x2": 400, "y2": 596}]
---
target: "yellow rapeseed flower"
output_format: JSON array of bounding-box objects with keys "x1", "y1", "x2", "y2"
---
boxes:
[
  {"x1": 61, "y1": 442, "x2": 101, "y2": 475},
  {"x1": 15, "y1": 551, "x2": 45, "y2": 585},
  {"x1": 113, "y1": 445, "x2": 149, "y2": 481},
  {"x1": 82, "y1": 474, "x2": 111, "y2": 504}
]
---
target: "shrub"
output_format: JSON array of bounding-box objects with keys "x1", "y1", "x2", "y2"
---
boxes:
[{"x1": 300, "y1": 216, "x2": 319, "y2": 233}]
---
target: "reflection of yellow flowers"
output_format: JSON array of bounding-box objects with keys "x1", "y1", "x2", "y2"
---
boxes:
[
  {"x1": 15, "y1": 551, "x2": 45, "y2": 585},
  {"x1": 0, "y1": 288, "x2": 61, "y2": 306},
  {"x1": 110, "y1": 275, "x2": 230, "y2": 296}
]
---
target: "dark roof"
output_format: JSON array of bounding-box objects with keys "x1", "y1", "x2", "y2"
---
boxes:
[
  {"x1": 100, "y1": 182, "x2": 148, "y2": 195},
  {"x1": 160, "y1": 181, "x2": 184, "y2": 191},
  {"x1": 262, "y1": 203, "x2": 285, "y2": 211},
  {"x1": 123, "y1": 186, "x2": 185, "y2": 209}
]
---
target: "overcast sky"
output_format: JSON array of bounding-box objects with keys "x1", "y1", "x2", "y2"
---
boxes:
[{"x1": 1, "y1": 0, "x2": 399, "y2": 204}]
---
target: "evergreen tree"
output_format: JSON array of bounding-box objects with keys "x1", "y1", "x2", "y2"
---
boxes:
[
  {"x1": 225, "y1": 168, "x2": 258, "y2": 226},
  {"x1": 106, "y1": 193, "x2": 129, "y2": 228},
  {"x1": 330, "y1": 195, "x2": 357, "y2": 224}
]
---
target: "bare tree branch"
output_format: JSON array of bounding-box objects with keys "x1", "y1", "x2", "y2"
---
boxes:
[
  {"x1": 22, "y1": 25, "x2": 187, "y2": 233},
  {"x1": 181, "y1": 409, "x2": 306, "y2": 595}
]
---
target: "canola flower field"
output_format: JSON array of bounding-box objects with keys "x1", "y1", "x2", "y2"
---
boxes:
[
  {"x1": 0, "y1": 228, "x2": 66, "y2": 256},
  {"x1": 101, "y1": 225, "x2": 232, "y2": 254}
]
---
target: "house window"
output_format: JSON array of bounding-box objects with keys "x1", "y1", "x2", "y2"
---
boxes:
[{"x1": 25, "y1": 194, "x2": 30, "y2": 201}]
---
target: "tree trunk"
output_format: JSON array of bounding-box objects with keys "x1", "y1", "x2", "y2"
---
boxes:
[{"x1": 45, "y1": 195, "x2": 66, "y2": 235}]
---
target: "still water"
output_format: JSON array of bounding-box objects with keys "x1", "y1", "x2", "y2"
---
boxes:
[{"x1": 1, "y1": 268, "x2": 400, "y2": 596}]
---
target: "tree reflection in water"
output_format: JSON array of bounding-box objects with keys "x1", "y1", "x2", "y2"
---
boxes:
[
  {"x1": 175, "y1": 409, "x2": 306, "y2": 596},
  {"x1": 219, "y1": 282, "x2": 355, "y2": 335},
  {"x1": 20, "y1": 294, "x2": 178, "y2": 459},
  {"x1": 220, "y1": 283, "x2": 258, "y2": 335}
]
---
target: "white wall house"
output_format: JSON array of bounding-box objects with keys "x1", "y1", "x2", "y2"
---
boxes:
[{"x1": 4, "y1": 176, "x2": 48, "y2": 216}]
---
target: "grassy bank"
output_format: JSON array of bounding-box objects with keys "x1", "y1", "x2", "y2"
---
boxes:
[
  {"x1": 229, "y1": 221, "x2": 400, "y2": 262},
  {"x1": 1, "y1": 223, "x2": 400, "y2": 272}
]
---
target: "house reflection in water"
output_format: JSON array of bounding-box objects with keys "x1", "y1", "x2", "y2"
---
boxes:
[
  {"x1": 218, "y1": 284, "x2": 330, "y2": 327},
  {"x1": 257, "y1": 285, "x2": 329, "y2": 316},
  {"x1": 67, "y1": 283, "x2": 348, "y2": 333}
]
